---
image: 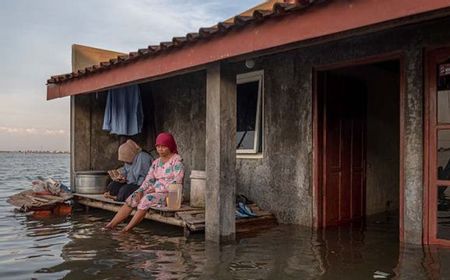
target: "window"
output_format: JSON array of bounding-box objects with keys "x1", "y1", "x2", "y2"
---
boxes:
[{"x1": 236, "y1": 70, "x2": 263, "y2": 154}]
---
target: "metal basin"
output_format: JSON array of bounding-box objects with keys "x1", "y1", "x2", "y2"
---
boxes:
[{"x1": 75, "y1": 171, "x2": 109, "y2": 194}]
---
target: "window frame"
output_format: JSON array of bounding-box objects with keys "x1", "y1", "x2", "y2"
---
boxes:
[{"x1": 236, "y1": 70, "x2": 264, "y2": 155}]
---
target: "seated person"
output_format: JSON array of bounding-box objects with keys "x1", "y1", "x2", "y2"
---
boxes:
[
  {"x1": 104, "y1": 139, "x2": 152, "y2": 202},
  {"x1": 104, "y1": 132, "x2": 184, "y2": 232}
]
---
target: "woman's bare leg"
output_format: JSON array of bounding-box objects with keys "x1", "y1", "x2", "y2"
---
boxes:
[
  {"x1": 105, "y1": 204, "x2": 133, "y2": 229},
  {"x1": 121, "y1": 209, "x2": 147, "y2": 232}
]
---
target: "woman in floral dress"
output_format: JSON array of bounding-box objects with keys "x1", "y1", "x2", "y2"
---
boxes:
[{"x1": 105, "y1": 132, "x2": 185, "y2": 232}]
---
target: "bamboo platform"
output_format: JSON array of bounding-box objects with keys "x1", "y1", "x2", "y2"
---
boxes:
[{"x1": 74, "y1": 193, "x2": 277, "y2": 236}]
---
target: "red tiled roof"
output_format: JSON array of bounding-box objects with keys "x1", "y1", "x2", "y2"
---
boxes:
[{"x1": 47, "y1": 0, "x2": 320, "y2": 84}]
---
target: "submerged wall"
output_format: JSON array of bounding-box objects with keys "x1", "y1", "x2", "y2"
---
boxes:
[
  {"x1": 72, "y1": 16, "x2": 450, "y2": 244},
  {"x1": 72, "y1": 72, "x2": 206, "y2": 200},
  {"x1": 73, "y1": 93, "x2": 120, "y2": 173},
  {"x1": 143, "y1": 72, "x2": 207, "y2": 199},
  {"x1": 230, "y1": 16, "x2": 450, "y2": 243},
  {"x1": 365, "y1": 66, "x2": 400, "y2": 215},
  {"x1": 229, "y1": 55, "x2": 313, "y2": 224}
]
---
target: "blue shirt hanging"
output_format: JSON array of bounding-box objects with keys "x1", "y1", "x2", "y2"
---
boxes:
[{"x1": 102, "y1": 84, "x2": 144, "y2": 136}]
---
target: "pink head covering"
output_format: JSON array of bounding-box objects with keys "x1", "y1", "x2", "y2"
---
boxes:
[{"x1": 155, "y1": 132, "x2": 178, "y2": 154}]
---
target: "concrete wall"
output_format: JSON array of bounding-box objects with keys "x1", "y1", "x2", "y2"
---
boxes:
[
  {"x1": 73, "y1": 93, "x2": 120, "y2": 173},
  {"x1": 230, "y1": 55, "x2": 313, "y2": 224},
  {"x1": 365, "y1": 66, "x2": 400, "y2": 215},
  {"x1": 72, "y1": 16, "x2": 450, "y2": 244},
  {"x1": 72, "y1": 72, "x2": 207, "y2": 200},
  {"x1": 143, "y1": 71, "x2": 207, "y2": 200},
  {"x1": 328, "y1": 64, "x2": 401, "y2": 215},
  {"x1": 230, "y1": 16, "x2": 450, "y2": 242}
]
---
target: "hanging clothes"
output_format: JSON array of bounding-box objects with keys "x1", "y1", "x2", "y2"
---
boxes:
[{"x1": 102, "y1": 84, "x2": 144, "y2": 136}]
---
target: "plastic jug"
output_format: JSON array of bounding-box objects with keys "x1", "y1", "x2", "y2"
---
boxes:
[{"x1": 166, "y1": 183, "x2": 182, "y2": 210}]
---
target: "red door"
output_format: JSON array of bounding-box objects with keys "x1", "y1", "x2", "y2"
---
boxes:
[{"x1": 322, "y1": 73, "x2": 366, "y2": 226}]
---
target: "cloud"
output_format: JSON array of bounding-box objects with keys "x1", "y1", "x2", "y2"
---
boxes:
[
  {"x1": 44, "y1": 129, "x2": 66, "y2": 135},
  {"x1": 0, "y1": 126, "x2": 69, "y2": 151},
  {"x1": 0, "y1": 126, "x2": 67, "y2": 136},
  {"x1": 0, "y1": 0, "x2": 261, "y2": 150}
]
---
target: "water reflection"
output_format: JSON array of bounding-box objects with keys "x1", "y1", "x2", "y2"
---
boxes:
[
  {"x1": 6, "y1": 208, "x2": 450, "y2": 279},
  {"x1": 2, "y1": 150, "x2": 450, "y2": 280}
]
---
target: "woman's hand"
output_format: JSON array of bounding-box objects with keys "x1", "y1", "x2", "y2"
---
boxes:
[
  {"x1": 135, "y1": 191, "x2": 144, "y2": 202},
  {"x1": 116, "y1": 174, "x2": 127, "y2": 183}
]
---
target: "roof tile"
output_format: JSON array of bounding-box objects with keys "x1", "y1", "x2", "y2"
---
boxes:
[
  {"x1": 47, "y1": 1, "x2": 318, "y2": 84},
  {"x1": 252, "y1": 9, "x2": 273, "y2": 20},
  {"x1": 186, "y1": 32, "x2": 200, "y2": 41},
  {"x1": 234, "y1": 15, "x2": 254, "y2": 25},
  {"x1": 159, "y1": 41, "x2": 173, "y2": 50},
  {"x1": 199, "y1": 27, "x2": 219, "y2": 38}
]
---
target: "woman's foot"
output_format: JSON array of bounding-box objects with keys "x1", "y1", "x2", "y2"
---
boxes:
[{"x1": 102, "y1": 222, "x2": 115, "y2": 231}]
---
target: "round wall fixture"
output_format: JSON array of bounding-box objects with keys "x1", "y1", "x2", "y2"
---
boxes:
[{"x1": 245, "y1": 59, "x2": 255, "y2": 69}]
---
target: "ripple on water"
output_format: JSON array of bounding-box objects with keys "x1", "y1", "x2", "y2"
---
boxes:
[{"x1": 2, "y1": 153, "x2": 450, "y2": 279}]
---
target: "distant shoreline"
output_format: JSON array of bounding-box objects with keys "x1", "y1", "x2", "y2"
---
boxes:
[{"x1": 0, "y1": 151, "x2": 69, "y2": 154}]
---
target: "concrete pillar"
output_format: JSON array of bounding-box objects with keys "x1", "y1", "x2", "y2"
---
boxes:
[
  {"x1": 205, "y1": 63, "x2": 236, "y2": 242},
  {"x1": 403, "y1": 48, "x2": 424, "y2": 244},
  {"x1": 70, "y1": 96, "x2": 75, "y2": 192}
]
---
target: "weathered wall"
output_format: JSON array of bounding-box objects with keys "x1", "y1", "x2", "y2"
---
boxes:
[
  {"x1": 231, "y1": 16, "x2": 450, "y2": 242},
  {"x1": 327, "y1": 64, "x2": 401, "y2": 215},
  {"x1": 73, "y1": 91, "x2": 153, "y2": 173},
  {"x1": 364, "y1": 65, "x2": 400, "y2": 215},
  {"x1": 73, "y1": 93, "x2": 120, "y2": 173},
  {"x1": 230, "y1": 54, "x2": 313, "y2": 224},
  {"x1": 143, "y1": 71, "x2": 207, "y2": 200},
  {"x1": 72, "y1": 16, "x2": 450, "y2": 244},
  {"x1": 73, "y1": 94, "x2": 91, "y2": 174},
  {"x1": 73, "y1": 72, "x2": 207, "y2": 201}
]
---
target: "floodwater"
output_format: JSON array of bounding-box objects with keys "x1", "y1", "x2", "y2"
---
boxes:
[{"x1": 1, "y1": 152, "x2": 450, "y2": 279}]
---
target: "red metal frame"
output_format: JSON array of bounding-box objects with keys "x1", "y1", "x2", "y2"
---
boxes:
[
  {"x1": 425, "y1": 47, "x2": 450, "y2": 246},
  {"x1": 312, "y1": 70, "x2": 321, "y2": 227},
  {"x1": 47, "y1": 0, "x2": 450, "y2": 100},
  {"x1": 313, "y1": 53, "x2": 406, "y2": 241},
  {"x1": 399, "y1": 57, "x2": 406, "y2": 243}
]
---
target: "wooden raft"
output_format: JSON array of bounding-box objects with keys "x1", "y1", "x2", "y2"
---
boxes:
[
  {"x1": 8, "y1": 190, "x2": 73, "y2": 212},
  {"x1": 74, "y1": 193, "x2": 277, "y2": 235}
]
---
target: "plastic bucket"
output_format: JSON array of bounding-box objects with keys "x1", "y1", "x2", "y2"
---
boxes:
[
  {"x1": 190, "y1": 170, "x2": 206, "y2": 208},
  {"x1": 166, "y1": 184, "x2": 182, "y2": 210}
]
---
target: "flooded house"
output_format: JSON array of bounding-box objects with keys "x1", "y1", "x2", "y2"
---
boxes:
[{"x1": 47, "y1": 0, "x2": 450, "y2": 246}]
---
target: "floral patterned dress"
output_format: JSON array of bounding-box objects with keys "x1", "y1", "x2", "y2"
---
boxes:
[{"x1": 126, "y1": 154, "x2": 184, "y2": 210}]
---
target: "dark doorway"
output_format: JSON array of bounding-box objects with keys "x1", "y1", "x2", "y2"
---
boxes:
[{"x1": 317, "y1": 60, "x2": 400, "y2": 228}]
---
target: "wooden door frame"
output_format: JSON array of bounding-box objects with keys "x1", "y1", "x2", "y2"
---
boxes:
[
  {"x1": 312, "y1": 52, "x2": 406, "y2": 241},
  {"x1": 424, "y1": 46, "x2": 450, "y2": 246}
]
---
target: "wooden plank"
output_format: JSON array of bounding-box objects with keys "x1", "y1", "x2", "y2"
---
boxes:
[
  {"x1": 236, "y1": 215, "x2": 276, "y2": 224},
  {"x1": 187, "y1": 223, "x2": 205, "y2": 232},
  {"x1": 181, "y1": 216, "x2": 206, "y2": 225},
  {"x1": 75, "y1": 197, "x2": 185, "y2": 227},
  {"x1": 149, "y1": 204, "x2": 202, "y2": 212},
  {"x1": 25, "y1": 195, "x2": 50, "y2": 203},
  {"x1": 175, "y1": 210, "x2": 205, "y2": 218},
  {"x1": 74, "y1": 193, "x2": 124, "y2": 205},
  {"x1": 74, "y1": 192, "x2": 277, "y2": 235},
  {"x1": 176, "y1": 212, "x2": 205, "y2": 224},
  {"x1": 74, "y1": 193, "x2": 203, "y2": 211}
]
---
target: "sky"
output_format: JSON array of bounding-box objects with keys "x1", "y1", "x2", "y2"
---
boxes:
[{"x1": 0, "y1": 0, "x2": 261, "y2": 151}]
